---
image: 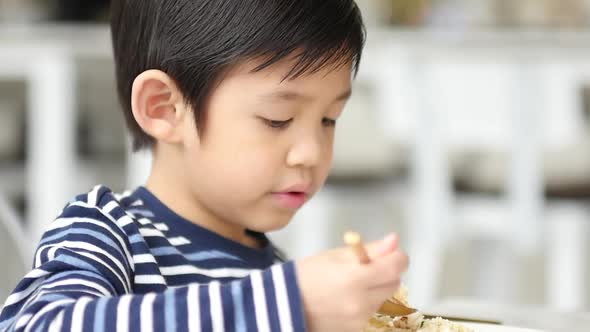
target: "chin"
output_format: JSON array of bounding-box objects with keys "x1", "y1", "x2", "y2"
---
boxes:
[{"x1": 250, "y1": 215, "x2": 293, "y2": 233}]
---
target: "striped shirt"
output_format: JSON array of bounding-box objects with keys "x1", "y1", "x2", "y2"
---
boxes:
[{"x1": 0, "y1": 185, "x2": 306, "y2": 331}]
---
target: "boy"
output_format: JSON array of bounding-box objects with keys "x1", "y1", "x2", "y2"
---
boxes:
[{"x1": 0, "y1": 0, "x2": 408, "y2": 331}]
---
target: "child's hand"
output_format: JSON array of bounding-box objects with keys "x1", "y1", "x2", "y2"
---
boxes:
[{"x1": 296, "y1": 234, "x2": 408, "y2": 332}]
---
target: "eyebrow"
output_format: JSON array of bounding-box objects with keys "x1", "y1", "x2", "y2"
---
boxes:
[{"x1": 261, "y1": 88, "x2": 352, "y2": 103}]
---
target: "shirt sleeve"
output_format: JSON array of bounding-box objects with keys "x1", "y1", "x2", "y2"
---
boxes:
[{"x1": 0, "y1": 199, "x2": 307, "y2": 332}]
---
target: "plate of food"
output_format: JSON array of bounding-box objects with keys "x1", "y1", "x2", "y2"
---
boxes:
[
  {"x1": 363, "y1": 286, "x2": 544, "y2": 332},
  {"x1": 342, "y1": 233, "x2": 546, "y2": 332}
]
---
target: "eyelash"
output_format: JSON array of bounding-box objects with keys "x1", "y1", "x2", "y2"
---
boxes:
[
  {"x1": 322, "y1": 118, "x2": 337, "y2": 127},
  {"x1": 265, "y1": 119, "x2": 292, "y2": 129},
  {"x1": 262, "y1": 118, "x2": 337, "y2": 129}
]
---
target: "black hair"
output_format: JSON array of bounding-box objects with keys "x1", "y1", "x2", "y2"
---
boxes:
[{"x1": 111, "y1": 0, "x2": 365, "y2": 150}]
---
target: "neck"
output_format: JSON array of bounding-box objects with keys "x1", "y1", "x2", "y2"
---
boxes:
[{"x1": 144, "y1": 146, "x2": 260, "y2": 248}]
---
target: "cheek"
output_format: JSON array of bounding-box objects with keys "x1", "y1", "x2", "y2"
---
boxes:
[
  {"x1": 205, "y1": 145, "x2": 280, "y2": 194},
  {"x1": 320, "y1": 152, "x2": 333, "y2": 178},
  {"x1": 315, "y1": 138, "x2": 335, "y2": 180},
  {"x1": 323, "y1": 133, "x2": 335, "y2": 165}
]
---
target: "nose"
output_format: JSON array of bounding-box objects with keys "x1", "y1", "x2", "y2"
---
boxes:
[{"x1": 286, "y1": 131, "x2": 323, "y2": 169}]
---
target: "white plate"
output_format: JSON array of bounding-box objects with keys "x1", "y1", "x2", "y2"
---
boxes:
[{"x1": 462, "y1": 323, "x2": 545, "y2": 332}]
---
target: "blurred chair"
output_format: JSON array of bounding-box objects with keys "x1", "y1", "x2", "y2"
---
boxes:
[
  {"x1": 0, "y1": 191, "x2": 32, "y2": 302},
  {"x1": 378, "y1": 34, "x2": 589, "y2": 310},
  {"x1": 444, "y1": 62, "x2": 590, "y2": 311}
]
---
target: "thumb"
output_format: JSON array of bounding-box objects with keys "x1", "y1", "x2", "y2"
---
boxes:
[{"x1": 366, "y1": 233, "x2": 398, "y2": 259}]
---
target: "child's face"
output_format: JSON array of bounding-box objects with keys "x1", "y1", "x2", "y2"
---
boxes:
[{"x1": 181, "y1": 58, "x2": 352, "y2": 233}]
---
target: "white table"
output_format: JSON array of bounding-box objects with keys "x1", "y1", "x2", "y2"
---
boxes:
[{"x1": 428, "y1": 298, "x2": 590, "y2": 332}]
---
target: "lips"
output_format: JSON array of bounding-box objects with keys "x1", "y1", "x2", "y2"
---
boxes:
[
  {"x1": 280, "y1": 183, "x2": 311, "y2": 194},
  {"x1": 272, "y1": 183, "x2": 311, "y2": 210},
  {"x1": 272, "y1": 191, "x2": 308, "y2": 209}
]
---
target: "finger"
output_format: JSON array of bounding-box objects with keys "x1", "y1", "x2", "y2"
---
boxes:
[
  {"x1": 365, "y1": 233, "x2": 399, "y2": 259},
  {"x1": 363, "y1": 250, "x2": 409, "y2": 288},
  {"x1": 366, "y1": 282, "x2": 402, "y2": 309}
]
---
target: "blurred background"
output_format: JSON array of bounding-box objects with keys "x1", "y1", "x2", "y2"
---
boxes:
[{"x1": 0, "y1": 0, "x2": 589, "y2": 328}]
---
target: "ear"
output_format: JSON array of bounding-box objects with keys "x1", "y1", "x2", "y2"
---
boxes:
[{"x1": 131, "y1": 69, "x2": 189, "y2": 145}]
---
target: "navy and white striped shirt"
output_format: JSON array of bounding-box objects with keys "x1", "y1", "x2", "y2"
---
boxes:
[{"x1": 0, "y1": 185, "x2": 306, "y2": 331}]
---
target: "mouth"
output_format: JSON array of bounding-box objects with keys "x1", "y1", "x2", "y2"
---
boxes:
[{"x1": 271, "y1": 191, "x2": 308, "y2": 210}]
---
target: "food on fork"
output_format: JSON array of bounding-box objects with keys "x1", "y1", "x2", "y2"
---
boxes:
[
  {"x1": 341, "y1": 232, "x2": 474, "y2": 332},
  {"x1": 364, "y1": 285, "x2": 474, "y2": 332}
]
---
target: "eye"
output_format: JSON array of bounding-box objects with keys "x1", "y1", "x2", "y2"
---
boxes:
[
  {"x1": 322, "y1": 117, "x2": 337, "y2": 127},
  {"x1": 263, "y1": 118, "x2": 292, "y2": 129}
]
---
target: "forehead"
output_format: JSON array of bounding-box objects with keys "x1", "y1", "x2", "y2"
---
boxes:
[{"x1": 219, "y1": 56, "x2": 353, "y2": 97}]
